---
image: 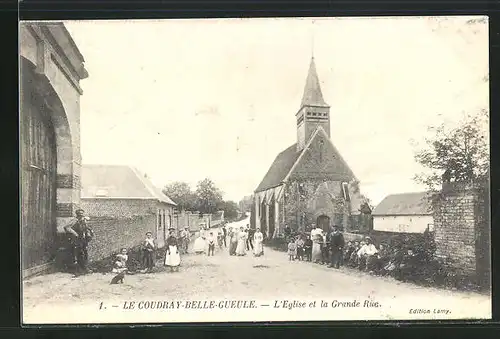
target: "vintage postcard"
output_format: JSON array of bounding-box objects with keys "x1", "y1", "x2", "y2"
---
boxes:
[{"x1": 20, "y1": 16, "x2": 491, "y2": 324}]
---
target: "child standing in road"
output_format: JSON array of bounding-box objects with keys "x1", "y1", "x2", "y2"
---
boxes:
[
  {"x1": 217, "y1": 231, "x2": 224, "y2": 249},
  {"x1": 207, "y1": 231, "x2": 216, "y2": 256},
  {"x1": 295, "y1": 235, "x2": 305, "y2": 260},
  {"x1": 288, "y1": 238, "x2": 297, "y2": 261}
]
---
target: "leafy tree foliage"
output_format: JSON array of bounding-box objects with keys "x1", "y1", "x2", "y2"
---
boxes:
[
  {"x1": 238, "y1": 195, "x2": 253, "y2": 212},
  {"x1": 162, "y1": 181, "x2": 197, "y2": 211},
  {"x1": 219, "y1": 200, "x2": 239, "y2": 220},
  {"x1": 195, "y1": 178, "x2": 224, "y2": 214},
  {"x1": 412, "y1": 109, "x2": 489, "y2": 191}
]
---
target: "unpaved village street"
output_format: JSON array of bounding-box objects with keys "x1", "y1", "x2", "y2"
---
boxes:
[{"x1": 23, "y1": 218, "x2": 490, "y2": 322}]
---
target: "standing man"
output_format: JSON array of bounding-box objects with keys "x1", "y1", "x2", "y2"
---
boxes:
[
  {"x1": 222, "y1": 223, "x2": 227, "y2": 247},
  {"x1": 328, "y1": 226, "x2": 345, "y2": 269},
  {"x1": 246, "y1": 224, "x2": 254, "y2": 251},
  {"x1": 63, "y1": 209, "x2": 94, "y2": 276}
]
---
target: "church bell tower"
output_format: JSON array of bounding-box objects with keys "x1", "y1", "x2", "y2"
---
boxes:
[{"x1": 296, "y1": 57, "x2": 331, "y2": 152}]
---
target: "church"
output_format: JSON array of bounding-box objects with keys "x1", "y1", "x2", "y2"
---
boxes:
[{"x1": 251, "y1": 57, "x2": 372, "y2": 237}]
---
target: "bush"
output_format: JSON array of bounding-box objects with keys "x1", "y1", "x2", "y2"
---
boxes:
[{"x1": 372, "y1": 231, "x2": 481, "y2": 291}]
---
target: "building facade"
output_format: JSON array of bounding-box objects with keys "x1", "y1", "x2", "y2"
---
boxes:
[
  {"x1": 20, "y1": 22, "x2": 88, "y2": 277},
  {"x1": 80, "y1": 165, "x2": 177, "y2": 255},
  {"x1": 372, "y1": 192, "x2": 434, "y2": 234},
  {"x1": 252, "y1": 57, "x2": 371, "y2": 237}
]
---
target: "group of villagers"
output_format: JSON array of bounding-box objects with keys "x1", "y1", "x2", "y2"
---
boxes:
[{"x1": 193, "y1": 223, "x2": 265, "y2": 257}]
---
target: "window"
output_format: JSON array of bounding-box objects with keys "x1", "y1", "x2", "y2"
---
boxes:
[
  {"x1": 319, "y1": 140, "x2": 324, "y2": 162},
  {"x1": 342, "y1": 182, "x2": 350, "y2": 201},
  {"x1": 157, "y1": 210, "x2": 162, "y2": 231},
  {"x1": 427, "y1": 224, "x2": 435, "y2": 232}
]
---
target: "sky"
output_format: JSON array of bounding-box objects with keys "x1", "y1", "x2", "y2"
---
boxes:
[{"x1": 64, "y1": 16, "x2": 489, "y2": 205}]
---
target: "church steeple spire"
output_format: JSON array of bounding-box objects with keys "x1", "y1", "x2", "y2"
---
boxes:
[
  {"x1": 296, "y1": 56, "x2": 331, "y2": 152},
  {"x1": 300, "y1": 57, "x2": 329, "y2": 108}
]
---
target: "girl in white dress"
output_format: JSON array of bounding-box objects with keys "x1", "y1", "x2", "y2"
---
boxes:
[
  {"x1": 164, "y1": 229, "x2": 181, "y2": 272},
  {"x1": 253, "y1": 228, "x2": 264, "y2": 257},
  {"x1": 193, "y1": 227, "x2": 207, "y2": 254},
  {"x1": 235, "y1": 227, "x2": 248, "y2": 256}
]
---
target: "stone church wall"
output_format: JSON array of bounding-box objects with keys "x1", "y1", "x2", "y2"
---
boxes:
[{"x1": 283, "y1": 179, "x2": 360, "y2": 232}]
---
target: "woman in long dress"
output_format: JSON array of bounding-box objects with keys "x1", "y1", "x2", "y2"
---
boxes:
[
  {"x1": 253, "y1": 228, "x2": 264, "y2": 257},
  {"x1": 228, "y1": 227, "x2": 238, "y2": 255},
  {"x1": 235, "y1": 227, "x2": 247, "y2": 256},
  {"x1": 164, "y1": 229, "x2": 181, "y2": 272},
  {"x1": 193, "y1": 228, "x2": 207, "y2": 254},
  {"x1": 311, "y1": 232, "x2": 323, "y2": 263}
]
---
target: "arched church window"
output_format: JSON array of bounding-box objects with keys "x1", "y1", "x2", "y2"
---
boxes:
[{"x1": 319, "y1": 139, "x2": 324, "y2": 162}]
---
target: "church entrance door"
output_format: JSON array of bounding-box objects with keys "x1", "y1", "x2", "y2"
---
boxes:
[{"x1": 316, "y1": 215, "x2": 330, "y2": 233}]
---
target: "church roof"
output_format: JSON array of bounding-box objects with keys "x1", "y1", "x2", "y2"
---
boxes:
[
  {"x1": 81, "y1": 164, "x2": 177, "y2": 205},
  {"x1": 254, "y1": 144, "x2": 301, "y2": 193},
  {"x1": 254, "y1": 127, "x2": 357, "y2": 193},
  {"x1": 301, "y1": 57, "x2": 329, "y2": 108},
  {"x1": 372, "y1": 192, "x2": 431, "y2": 216}
]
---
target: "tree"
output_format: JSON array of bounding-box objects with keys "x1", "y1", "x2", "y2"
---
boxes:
[
  {"x1": 220, "y1": 200, "x2": 239, "y2": 220},
  {"x1": 162, "y1": 182, "x2": 197, "y2": 211},
  {"x1": 195, "y1": 178, "x2": 224, "y2": 214},
  {"x1": 238, "y1": 195, "x2": 253, "y2": 212},
  {"x1": 412, "y1": 109, "x2": 489, "y2": 191}
]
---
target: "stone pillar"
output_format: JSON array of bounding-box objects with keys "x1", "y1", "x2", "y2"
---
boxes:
[
  {"x1": 255, "y1": 196, "x2": 261, "y2": 230},
  {"x1": 433, "y1": 183, "x2": 487, "y2": 284},
  {"x1": 55, "y1": 143, "x2": 81, "y2": 233},
  {"x1": 265, "y1": 203, "x2": 270, "y2": 236},
  {"x1": 274, "y1": 199, "x2": 280, "y2": 236}
]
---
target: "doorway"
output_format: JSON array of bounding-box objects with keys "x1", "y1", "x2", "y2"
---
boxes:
[
  {"x1": 316, "y1": 215, "x2": 331, "y2": 233},
  {"x1": 21, "y1": 85, "x2": 57, "y2": 271}
]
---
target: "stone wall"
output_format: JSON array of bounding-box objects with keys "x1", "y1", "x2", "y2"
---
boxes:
[
  {"x1": 173, "y1": 211, "x2": 213, "y2": 232},
  {"x1": 81, "y1": 199, "x2": 158, "y2": 218},
  {"x1": 433, "y1": 183, "x2": 490, "y2": 286},
  {"x1": 86, "y1": 215, "x2": 156, "y2": 262}
]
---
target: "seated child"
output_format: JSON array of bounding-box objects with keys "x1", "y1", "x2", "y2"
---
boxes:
[
  {"x1": 287, "y1": 238, "x2": 297, "y2": 261},
  {"x1": 348, "y1": 241, "x2": 361, "y2": 267},
  {"x1": 343, "y1": 241, "x2": 355, "y2": 265},
  {"x1": 113, "y1": 248, "x2": 128, "y2": 273}
]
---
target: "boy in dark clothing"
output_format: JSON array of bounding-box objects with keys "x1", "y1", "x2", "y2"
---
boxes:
[
  {"x1": 328, "y1": 226, "x2": 345, "y2": 269},
  {"x1": 247, "y1": 226, "x2": 255, "y2": 250},
  {"x1": 304, "y1": 236, "x2": 313, "y2": 262}
]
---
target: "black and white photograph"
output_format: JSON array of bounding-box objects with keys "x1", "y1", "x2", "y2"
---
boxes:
[{"x1": 20, "y1": 16, "x2": 491, "y2": 324}]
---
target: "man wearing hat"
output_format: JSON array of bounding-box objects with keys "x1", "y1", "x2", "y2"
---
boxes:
[
  {"x1": 357, "y1": 236, "x2": 378, "y2": 271},
  {"x1": 63, "y1": 208, "x2": 94, "y2": 276}
]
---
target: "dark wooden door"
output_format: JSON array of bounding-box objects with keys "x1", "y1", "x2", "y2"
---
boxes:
[
  {"x1": 21, "y1": 89, "x2": 57, "y2": 271},
  {"x1": 317, "y1": 215, "x2": 330, "y2": 233}
]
